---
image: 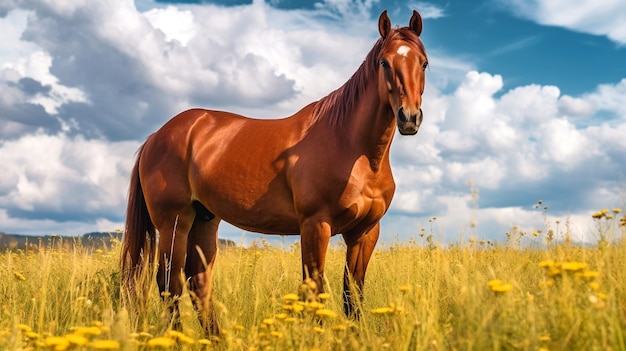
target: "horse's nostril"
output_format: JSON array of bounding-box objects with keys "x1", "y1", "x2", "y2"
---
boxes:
[
  {"x1": 398, "y1": 107, "x2": 418, "y2": 123},
  {"x1": 397, "y1": 107, "x2": 411, "y2": 123}
]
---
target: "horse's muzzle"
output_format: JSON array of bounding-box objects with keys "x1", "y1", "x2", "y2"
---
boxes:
[{"x1": 397, "y1": 107, "x2": 423, "y2": 135}]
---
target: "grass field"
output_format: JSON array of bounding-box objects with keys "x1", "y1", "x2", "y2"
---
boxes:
[{"x1": 1, "y1": 209, "x2": 625, "y2": 350}]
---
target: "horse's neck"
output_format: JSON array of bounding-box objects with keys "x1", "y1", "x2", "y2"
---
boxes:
[
  {"x1": 357, "y1": 95, "x2": 396, "y2": 171},
  {"x1": 331, "y1": 83, "x2": 396, "y2": 171}
]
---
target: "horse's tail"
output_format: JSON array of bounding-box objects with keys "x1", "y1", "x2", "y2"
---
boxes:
[{"x1": 121, "y1": 143, "x2": 156, "y2": 292}]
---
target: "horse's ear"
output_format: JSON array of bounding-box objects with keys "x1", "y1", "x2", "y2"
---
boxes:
[
  {"x1": 409, "y1": 10, "x2": 422, "y2": 36},
  {"x1": 378, "y1": 10, "x2": 391, "y2": 38}
]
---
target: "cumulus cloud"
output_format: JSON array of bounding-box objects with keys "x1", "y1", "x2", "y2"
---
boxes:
[
  {"x1": 585, "y1": 78, "x2": 626, "y2": 117},
  {"x1": 0, "y1": 0, "x2": 624, "y2": 244},
  {"x1": 0, "y1": 0, "x2": 385, "y2": 235},
  {"x1": 503, "y1": 0, "x2": 626, "y2": 45},
  {"x1": 389, "y1": 69, "x2": 625, "y2": 242},
  {"x1": 0, "y1": 132, "x2": 138, "y2": 232}
]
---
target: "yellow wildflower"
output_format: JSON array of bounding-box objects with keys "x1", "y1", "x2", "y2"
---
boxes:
[
  {"x1": 91, "y1": 340, "x2": 120, "y2": 350},
  {"x1": 613, "y1": 208, "x2": 622, "y2": 213},
  {"x1": 74, "y1": 326, "x2": 102, "y2": 337},
  {"x1": 399, "y1": 285, "x2": 412, "y2": 292},
  {"x1": 317, "y1": 293, "x2": 331, "y2": 300},
  {"x1": 270, "y1": 331, "x2": 284, "y2": 338},
  {"x1": 166, "y1": 331, "x2": 194, "y2": 344},
  {"x1": 332, "y1": 324, "x2": 347, "y2": 331},
  {"x1": 14, "y1": 272, "x2": 26, "y2": 281},
  {"x1": 538, "y1": 260, "x2": 554, "y2": 268},
  {"x1": 65, "y1": 334, "x2": 88, "y2": 346},
  {"x1": 561, "y1": 261, "x2": 588, "y2": 272},
  {"x1": 589, "y1": 282, "x2": 600, "y2": 290},
  {"x1": 371, "y1": 307, "x2": 394, "y2": 314},
  {"x1": 576, "y1": 271, "x2": 600, "y2": 280},
  {"x1": 197, "y1": 339, "x2": 211, "y2": 345},
  {"x1": 17, "y1": 324, "x2": 31, "y2": 332},
  {"x1": 313, "y1": 327, "x2": 324, "y2": 334},
  {"x1": 147, "y1": 336, "x2": 176, "y2": 348},
  {"x1": 315, "y1": 309, "x2": 338, "y2": 319},
  {"x1": 282, "y1": 293, "x2": 299, "y2": 303},
  {"x1": 25, "y1": 331, "x2": 40, "y2": 340},
  {"x1": 307, "y1": 301, "x2": 325, "y2": 310},
  {"x1": 491, "y1": 283, "x2": 513, "y2": 293},
  {"x1": 262, "y1": 318, "x2": 275, "y2": 326},
  {"x1": 488, "y1": 279, "x2": 513, "y2": 293},
  {"x1": 45, "y1": 336, "x2": 70, "y2": 351},
  {"x1": 487, "y1": 279, "x2": 503, "y2": 288}
]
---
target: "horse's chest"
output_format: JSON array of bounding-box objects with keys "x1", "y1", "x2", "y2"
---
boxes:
[{"x1": 335, "y1": 173, "x2": 393, "y2": 233}]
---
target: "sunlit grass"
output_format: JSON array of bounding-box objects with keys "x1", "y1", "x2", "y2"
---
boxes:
[{"x1": 1, "y1": 209, "x2": 625, "y2": 350}]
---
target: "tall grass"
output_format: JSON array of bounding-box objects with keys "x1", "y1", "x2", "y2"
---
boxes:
[{"x1": 1, "y1": 211, "x2": 625, "y2": 350}]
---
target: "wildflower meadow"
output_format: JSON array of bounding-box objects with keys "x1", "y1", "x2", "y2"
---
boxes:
[{"x1": 1, "y1": 206, "x2": 626, "y2": 350}]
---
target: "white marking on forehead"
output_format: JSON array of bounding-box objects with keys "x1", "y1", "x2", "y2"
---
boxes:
[{"x1": 397, "y1": 45, "x2": 411, "y2": 57}]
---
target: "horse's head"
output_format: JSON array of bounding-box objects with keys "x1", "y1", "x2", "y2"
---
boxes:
[{"x1": 377, "y1": 10, "x2": 428, "y2": 135}]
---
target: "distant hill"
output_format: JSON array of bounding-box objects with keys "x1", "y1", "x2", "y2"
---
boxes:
[{"x1": 0, "y1": 231, "x2": 236, "y2": 252}]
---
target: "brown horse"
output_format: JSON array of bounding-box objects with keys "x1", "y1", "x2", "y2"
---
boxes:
[{"x1": 122, "y1": 10, "x2": 427, "y2": 335}]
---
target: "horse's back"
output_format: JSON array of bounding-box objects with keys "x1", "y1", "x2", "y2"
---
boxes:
[{"x1": 140, "y1": 107, "x2": 313, "y2": 234}]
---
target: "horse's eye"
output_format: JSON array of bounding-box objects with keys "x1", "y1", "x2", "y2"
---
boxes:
[
  {"x1": 422, "y1": 61, "x2": 429, "y2": 70},
  {"x1": 380, "y1": 60, "x2": 390, "y2": 69}
]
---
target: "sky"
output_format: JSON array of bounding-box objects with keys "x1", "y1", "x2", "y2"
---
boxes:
[{"x1": 0, "y1": 0, "x2": 625, "y2": 245}]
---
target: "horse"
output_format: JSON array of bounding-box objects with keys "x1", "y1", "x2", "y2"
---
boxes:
[{"x1": 122, "y1": 9, "x2": 428, "y2": 335}]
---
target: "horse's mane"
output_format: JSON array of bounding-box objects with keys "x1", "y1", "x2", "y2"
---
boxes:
[{"x1": 312, "y1": 27, "x2": 426, "y2": 126}]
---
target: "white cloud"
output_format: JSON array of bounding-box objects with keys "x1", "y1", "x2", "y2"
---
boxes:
[
  {"x1": 585, "y1": 78, "x2": 626, "y2": 117},
  {"x1": 387, "y1": 69, "x2": 625, "y2": 244},
  {"x1": 504, "y1": 0, "x2": 626, "y2": 45},
  {"x1": 407, "y1": 2, "x2": 446, "y2": 19},
  {"x1": 0, "y1": 133, "x2": 138, "y2": 223},
  {"x1": 0, "y1": 0, "x2": 624, "y2": 245},
  {"x1": 143, "y1": 6, "x2": 196, "y2": 46},
  {"x1": 558, "y1": 95, "x2": 595, "y2": 118},
  {"x1": 0, "y1": 9, "x2": 38, "y2": 63}
]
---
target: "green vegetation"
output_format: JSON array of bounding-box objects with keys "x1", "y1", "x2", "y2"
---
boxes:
[{"x1": 1, "y1": 208, "x2": 625, "y2": 350}]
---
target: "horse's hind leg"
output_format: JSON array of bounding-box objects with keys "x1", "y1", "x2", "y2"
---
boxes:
[
  {"x1": 185, "y1": 214, "x2": 221, "y2": 336},
  {"x1": 154, "y1": 208, "x2": 195, "y2": 330}
]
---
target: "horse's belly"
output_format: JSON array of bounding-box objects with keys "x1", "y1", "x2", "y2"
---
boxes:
[
  {"x1": 201, "y1": 186, "x2": 300, "y2": 235},
  {"x1": 220, "y1": 206, "x2": 300, "y2": 235}
]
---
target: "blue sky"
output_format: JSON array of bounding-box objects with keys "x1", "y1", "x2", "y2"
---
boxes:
[{"x1": 0, "y1": 0, "x2": 625, "y2": 244}]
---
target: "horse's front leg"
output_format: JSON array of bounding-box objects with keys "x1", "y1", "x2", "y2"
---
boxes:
[
  {"x1": 299, "y1": 218, "x2": 332, "y2": 299},
  {"x1": 342, "y1": 222, "x2": 380, "y2": 318}
]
